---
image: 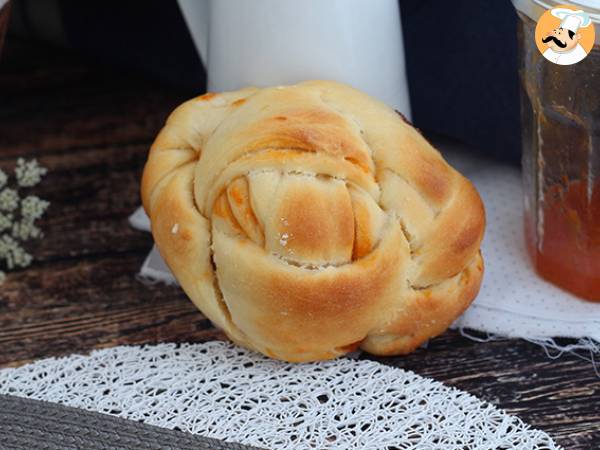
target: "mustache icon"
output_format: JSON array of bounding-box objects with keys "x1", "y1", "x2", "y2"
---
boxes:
[{"x1": 542, "y1": 35, "x2": 567, "y2": 48}]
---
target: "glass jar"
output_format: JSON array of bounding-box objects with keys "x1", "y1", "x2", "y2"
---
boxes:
[{"x1": 514, "y1": 0, "x2": 600, "y2": 301}]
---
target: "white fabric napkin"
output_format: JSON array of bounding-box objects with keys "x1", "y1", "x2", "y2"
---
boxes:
[{"x1": 130, "y1": 140, "x2": 600, "y2": 347}]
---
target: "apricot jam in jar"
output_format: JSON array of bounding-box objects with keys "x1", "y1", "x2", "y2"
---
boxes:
[{"x1": 514, "y1": 1, "x2": 600, "y2": 301}]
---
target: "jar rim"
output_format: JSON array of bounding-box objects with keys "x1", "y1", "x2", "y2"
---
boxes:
[{"x1": 513, "y1": 0, "x2": 600, "y2": 44}]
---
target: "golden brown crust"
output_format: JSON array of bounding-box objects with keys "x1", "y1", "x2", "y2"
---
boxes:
[
  {"x1": 141, "y1": 80, "x2": 485, "y2": 362},
  {"x1": 360, "y1": 252, "x2": 484, "y2": 355}
]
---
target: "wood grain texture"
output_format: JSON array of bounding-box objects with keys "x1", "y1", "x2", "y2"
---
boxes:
[{"x1": 0, "y1": 39, "x2": 598, "y2": 449}]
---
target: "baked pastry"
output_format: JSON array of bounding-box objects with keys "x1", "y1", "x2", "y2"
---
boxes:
[{"x1": 141, "y1": 81, "x2": 485, "y2": 362}]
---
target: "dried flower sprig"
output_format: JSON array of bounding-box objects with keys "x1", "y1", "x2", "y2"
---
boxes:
[
  {"x1": 0, "y1": 159, "x2": 49, "y2": 284},
  {"x1": 0, "y1": 188, "x2": 19, "y2": 212},
  {"x1": 0, "y1": 212, "x2": 12, "y2": 233},
  {"x1": 15, "y1": 158, "x2": 48, "y2": 187},
  {"x1": 0, "y1": 169, "x2": 7, "y2": 189}
]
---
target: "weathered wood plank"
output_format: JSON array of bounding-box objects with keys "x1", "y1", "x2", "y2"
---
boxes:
[
  {"x1": 0, "y1": 253, "x2": 226, "y2": 368},
  {"x1": 1, "y1": 143, "x2": 155, "y2": 262},
  {"x1": 0, "y1": 42, "x2": 189, "y2": 159}
]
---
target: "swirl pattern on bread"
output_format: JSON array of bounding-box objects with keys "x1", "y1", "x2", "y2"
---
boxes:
[{"x1": 142, "y1": 81, "x2": 485, "y2": 362}]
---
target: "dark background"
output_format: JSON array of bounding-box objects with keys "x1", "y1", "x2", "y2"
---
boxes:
[{"x1": 6, "y1": 0, "x2": 522, "y2": 164}]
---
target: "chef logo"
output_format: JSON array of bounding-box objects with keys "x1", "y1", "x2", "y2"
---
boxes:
[{"x1": 535, "y1": 5, "x2": 595, "y2": 65}]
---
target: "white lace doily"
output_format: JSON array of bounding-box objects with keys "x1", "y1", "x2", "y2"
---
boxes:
[{"x1": 0, "y1": 342, "x2": 559, "y2": 449}]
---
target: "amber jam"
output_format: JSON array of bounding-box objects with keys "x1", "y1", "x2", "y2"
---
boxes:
[
  {"x1": 525, "y1": 180, "x2": 600, "y2": 300},
  {"x1": 518, "y1": 12, "x2": 600, "y2": 301}
]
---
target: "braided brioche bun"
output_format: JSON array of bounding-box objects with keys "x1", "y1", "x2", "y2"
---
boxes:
[{"x1": 141, "y1": 81, "x2": 485, "y2": 362}]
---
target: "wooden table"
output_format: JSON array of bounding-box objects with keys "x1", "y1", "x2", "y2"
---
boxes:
[{"x1": 1, "y1": 39, "x2": 598, "y2": 449}]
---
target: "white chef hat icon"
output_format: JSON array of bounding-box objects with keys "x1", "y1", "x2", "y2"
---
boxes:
[{"x1": 551, "y1": 8, "x2": 592, "y2": 33}]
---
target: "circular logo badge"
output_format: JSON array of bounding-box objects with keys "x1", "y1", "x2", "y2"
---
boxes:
[{"x1": 535, "y1": 5, "x2": 595, "y2": 65}]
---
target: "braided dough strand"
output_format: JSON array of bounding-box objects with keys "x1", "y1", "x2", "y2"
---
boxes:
[{"x1": 142, "y1": 81, "x2": 485, "y2": 362}]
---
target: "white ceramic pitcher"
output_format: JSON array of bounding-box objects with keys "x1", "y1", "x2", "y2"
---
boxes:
[{"x1": 177, "y1": 0, "x2": 412, "y2": 118}]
